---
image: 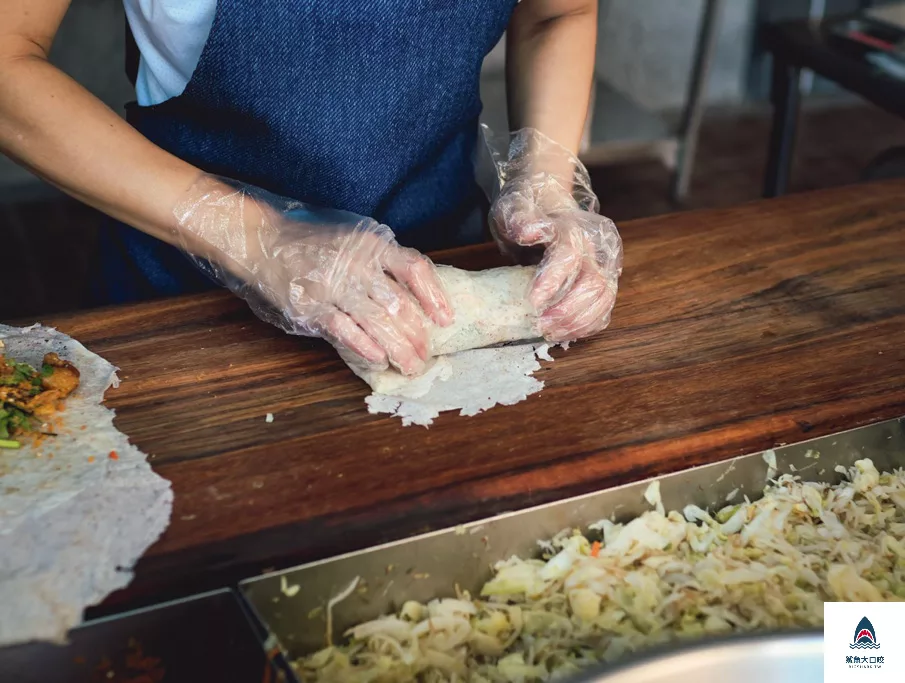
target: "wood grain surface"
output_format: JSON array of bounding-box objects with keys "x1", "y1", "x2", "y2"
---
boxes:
[{"x1": 33, "y1": 180, "x2": 905, "y2": 612}]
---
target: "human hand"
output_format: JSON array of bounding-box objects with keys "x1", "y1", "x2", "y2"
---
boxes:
[
  {"x1": 174, "y1": 175, "x2": 453, "y2": 376},
  {"x1": 487, "y1": 128, "x2": 622, "y2": 341}
]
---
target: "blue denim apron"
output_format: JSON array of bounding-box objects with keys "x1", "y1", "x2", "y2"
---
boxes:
[{"x1": 96, "y1": 0, "x2": 516, "y2": 305}]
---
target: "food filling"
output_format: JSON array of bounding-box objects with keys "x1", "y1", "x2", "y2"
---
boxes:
[
  {"x1": 0, "y1": 352, "x2": 80, "y2": 448},
  {"x1": 298, "y1": 459, "x2": 905, "y2": 682}
]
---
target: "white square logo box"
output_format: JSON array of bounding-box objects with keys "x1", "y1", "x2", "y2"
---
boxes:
[{"x1": 825, "y1": 602, "x2": 905, "y2": 683}]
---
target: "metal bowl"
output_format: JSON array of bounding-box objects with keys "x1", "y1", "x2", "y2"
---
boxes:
[{"x1": 570, "y1": 632, "x2": 823, "y2": 683}]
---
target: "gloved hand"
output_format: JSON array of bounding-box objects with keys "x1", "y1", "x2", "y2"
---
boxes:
[
  {"x1": 173, "y1": 175, "x2": 453, "y2": 376},
  {"x1": 485, "y1": 127, "x2": 623, "y2": 342}
]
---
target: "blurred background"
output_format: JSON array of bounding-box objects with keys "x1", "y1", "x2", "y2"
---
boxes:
[{"x1": 3, "y1": 0, "x2": 905, "y2": 321}]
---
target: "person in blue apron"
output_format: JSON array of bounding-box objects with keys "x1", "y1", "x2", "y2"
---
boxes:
[{"x1": 0, "y1": 0, "x2": 622, "y2": 378}]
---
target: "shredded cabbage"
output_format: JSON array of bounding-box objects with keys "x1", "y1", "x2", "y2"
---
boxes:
[{"x1": 296, "y1": 459, "x2": 905, "y2": 682}]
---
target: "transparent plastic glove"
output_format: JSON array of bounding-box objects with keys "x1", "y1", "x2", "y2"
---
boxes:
[
  {"x1": 482, "y1": 126, "x2": 623, "y2": 342},
  {"x1": 173, "y1": 175, "x2": 453, "y2": 376}
]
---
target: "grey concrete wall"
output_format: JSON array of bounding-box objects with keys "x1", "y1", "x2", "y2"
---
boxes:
[
  {"x1": 483, "y1": 0, "x2": 756, "y2": 111},
  {"x1": 596, "y1": 0, "x2": 755, "y2": 110}
]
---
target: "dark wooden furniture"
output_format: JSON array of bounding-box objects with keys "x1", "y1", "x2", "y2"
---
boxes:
[
  {"x1": 762, "y1": 18, "x2": 905, "y2": 196},
  {"x1": 38, "y1": 180, "x2": 905, "y2": 614}
]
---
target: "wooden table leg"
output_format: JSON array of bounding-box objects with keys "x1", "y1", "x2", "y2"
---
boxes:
[{"x1": 763, "y1": 58, "x2": 801, "y2": 198}]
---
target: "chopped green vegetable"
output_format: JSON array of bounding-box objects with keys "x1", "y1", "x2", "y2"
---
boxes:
[
  {"x1": 0, "y1": 439, "x2": 20, "y2": 449},
  {"x1": 1, "y1": 357, "x2": 45, "y2": 440},
  {"x1": 0, "y1": 405, "x2": 36, "y2": 440},
  {"x1": 1, "y1": 352, "x2": 79, "y2": 446},
  {"x1": 715, "y1": 504, "x2": 741, "y2": 524},
  {"x1": 0, "y1": 358, "x2": 38, "y2": 386}
]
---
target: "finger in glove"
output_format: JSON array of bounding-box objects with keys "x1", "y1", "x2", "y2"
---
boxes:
[
  {"x1": 341, "y1": 291, "x2": 427, "y2": 376},
  {"x1": 384, "y1": 246, "x2": 454, "y2": 327},
  {"x1": 368, "y1": 277, "x2": 430, "y2": 362},
  {"x1": 314, "y1": 307, "x2": 389, "y2": 370},
  {"x1": 529, "y1": 224, "x2": 584, "y2": 312},
  {"x1": 539, "y1": 262, "x2": 618, "y2": 342},
  {"x1": 490, "y1": 186, "x2": 556, "y2": 250}
]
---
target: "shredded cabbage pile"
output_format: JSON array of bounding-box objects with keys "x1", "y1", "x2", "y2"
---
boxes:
[{"x1": 297, "y1": 459, "x2": 905, "y2": 682}]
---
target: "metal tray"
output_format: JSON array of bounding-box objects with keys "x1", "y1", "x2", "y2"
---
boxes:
[
  {"x1": 569, "y1": 631, "x2": 823, "y2": 683},
  {"x1": 0, "y1": 589, "x2": 286, "y2": 683},
  {"x1": 240, "y1": 417, "x2": 905, "y2": 669}
]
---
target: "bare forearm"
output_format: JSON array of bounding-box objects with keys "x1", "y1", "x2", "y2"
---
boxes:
[
  {"x1": 0, "y1": 47, "x2": 199, "y2": 246},
  {"x1": 506, "y1": 0, "x2": 597, "y2": 155}
]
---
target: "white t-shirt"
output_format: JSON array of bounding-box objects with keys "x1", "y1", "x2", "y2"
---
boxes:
[{"x1": 123, "y1": 0, "x2": 216, "y2": 106}]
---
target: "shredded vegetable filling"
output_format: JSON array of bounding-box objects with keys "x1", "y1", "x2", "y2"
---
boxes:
[{"x1": 297, "y1": 459, "x2": 905, "y2": 682}]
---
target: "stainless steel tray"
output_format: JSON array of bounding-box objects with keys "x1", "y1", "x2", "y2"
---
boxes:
[
  {"x1": 241, "y1": 417, "x2": 905, "y2": 668},
  {"x1": 569, "y1": 631, "x2": 823, "y2": 683}
]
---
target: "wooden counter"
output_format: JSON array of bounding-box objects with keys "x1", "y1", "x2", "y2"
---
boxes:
[{"x1": 42, "y1": 180, "x2": 905, "y2": 613}]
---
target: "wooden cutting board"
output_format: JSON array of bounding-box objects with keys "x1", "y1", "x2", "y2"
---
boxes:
[{"x1": 39, "y1": 179, "x2": 905, "y2": 613}]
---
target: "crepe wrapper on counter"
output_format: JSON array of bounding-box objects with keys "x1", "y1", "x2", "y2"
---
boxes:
[
  {"x1": 350, "y1": 265, "x2": 539, "y2": 393},
  {"x1": 0, "y1": 325, "x2": 172, "y2": 646},
  {"x1": 348, "y1": 265, "x2": 563, "y2": 426}
]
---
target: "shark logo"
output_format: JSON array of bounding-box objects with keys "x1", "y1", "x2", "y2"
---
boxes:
[{"x1": 850, "y1": 616, "x2": 881, "y2": 650}]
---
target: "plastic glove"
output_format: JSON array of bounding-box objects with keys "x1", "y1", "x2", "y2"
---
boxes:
[
  {"x1": 173, "y1": 175, "x2": 453, "y2": 376},
  {"x1": 484, "y1": 126, "x2": 623, "y2": 342}
]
